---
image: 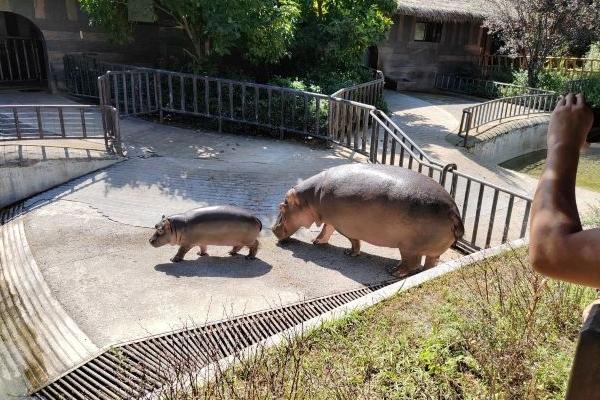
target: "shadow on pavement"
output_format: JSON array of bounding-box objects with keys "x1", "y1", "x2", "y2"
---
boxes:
[
  {"x1": 154, "y1": 256, "x2": 272, "y2": 278},
  {"x1": 277, "y1": 238, "x2": 398, "y2": 283}
]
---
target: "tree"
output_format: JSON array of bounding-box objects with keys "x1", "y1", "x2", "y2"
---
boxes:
[
  {"x1": 290, "y1": 0, "x2": 395, "y2": 74},
  {"x1": 484, "y1": 0, "x2": 600, "y2": 87},
  {"x1": 79, "y1": 0, "x2": 300, "y2": 67}
]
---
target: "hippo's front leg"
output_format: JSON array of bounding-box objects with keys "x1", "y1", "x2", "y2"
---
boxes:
[
  {"x1": 171, "y1": 245, "x2": 191, "y2": 262},
  {"x1": 343, "y1": 238, "x2": 361, "y2": 257},
  {"x1": 312, "y1": 224, "x2": 335, "y2": 245}
]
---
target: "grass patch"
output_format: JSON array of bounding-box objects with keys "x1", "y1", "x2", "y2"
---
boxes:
[
  {"x1": 501, "y1": 148, "x2": 600, "y2": 192},
  {"x1": 157, "y1": 247, "x2": 595, "y2": 400}
]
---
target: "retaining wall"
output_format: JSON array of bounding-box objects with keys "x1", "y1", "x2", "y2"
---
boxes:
[
  {"x1": 469, "y1": 116, "x2": 550, "y2": 165},
  {"x1": 0, "y1": 157, "x2": 118, "y2": 208}
]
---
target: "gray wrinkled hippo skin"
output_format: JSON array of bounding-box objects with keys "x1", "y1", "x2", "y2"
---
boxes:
[
  {"x1": 149, "y1": 205, "x2": 262, "y2": 262},
  {"x1": 272, "y1": 164, "x2": 464, "y2": 277}
]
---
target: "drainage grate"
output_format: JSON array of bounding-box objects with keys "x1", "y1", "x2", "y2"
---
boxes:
[{"x1": 31, "y1": 282, "x2": 392, "y2": 399}]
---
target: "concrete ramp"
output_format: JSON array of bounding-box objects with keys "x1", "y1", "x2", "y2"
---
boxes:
[{"x1": 0, "y1": 204, "x2": 98, "y2": 397}]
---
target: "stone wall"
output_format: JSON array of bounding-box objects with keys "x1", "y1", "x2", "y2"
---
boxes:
[
  {"x1": 378, "y1": 15, "x2": 486, "y2": 91},
  {"x1": 0, "y1": 0, "x2": 182, "y2": 91}
]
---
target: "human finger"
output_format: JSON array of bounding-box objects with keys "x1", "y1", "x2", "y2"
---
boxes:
[
  {"x1": 565, "y1": 93, "x2": 575, "y2": 106},
  {"x1": 575, "y1": 93, "x2": 586, "y2": 108}
]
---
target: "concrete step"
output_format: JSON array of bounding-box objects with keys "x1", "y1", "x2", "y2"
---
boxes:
[{"x1": 0, "y1": 204, "x2": 98, "y2": 397}]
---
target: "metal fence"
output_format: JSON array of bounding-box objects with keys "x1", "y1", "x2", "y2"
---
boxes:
[
  {"x1": 457, "y1": 93, "x2": 558, "y2": 146},
  {"x1": 64, "y1": 54, "x2": 137, "y2": 99},
  {"x1": 0, "y1": 36, "x2": 45, "y2": 83},
  {"x1": 99, "y1": 68, "x2": 332, "y2": 138},
  {"x1": 331, "y1": 69, "x2": 384, "y2": 105},
  {"x1": 85, "y1": 53, "x2": 536, "y2": 252},
  {"x1": 434, "y1": 74, "x2": 553, "y2": 99},
  {"x1": 0, "y1": 105, "x2": 122, "y2": 155}
]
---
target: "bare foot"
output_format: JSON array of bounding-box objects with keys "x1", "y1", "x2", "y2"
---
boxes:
[{"x1": 390, "y1": 264, "x2": 425, "y2": 278}]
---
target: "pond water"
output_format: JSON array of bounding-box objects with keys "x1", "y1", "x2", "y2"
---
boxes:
[{"x1": 501, "y1": 147, "x2": 600, "y2": 192}]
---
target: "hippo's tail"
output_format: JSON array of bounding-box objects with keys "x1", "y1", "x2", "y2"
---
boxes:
[{"x1": 450, "y1": 208, "x2": 465, "y2": 242}]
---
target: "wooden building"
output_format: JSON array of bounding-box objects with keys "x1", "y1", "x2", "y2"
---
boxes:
[
  {"x1": 0, "y1": 0, "x2": 174, "y2": 92},
  {"x1": 375, "y1": 0, "x2": 490, "y2": 90}
]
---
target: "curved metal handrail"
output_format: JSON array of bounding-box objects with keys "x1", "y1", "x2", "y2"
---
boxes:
[{"x1": 458, "y1": 93, "x2": 558, "y2": 146}]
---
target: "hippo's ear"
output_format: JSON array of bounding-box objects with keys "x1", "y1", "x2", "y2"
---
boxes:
[
  {"x1": 162, "y1": 218, "x2": 172, "y2": 232},
  {"x1": 161, "y1": 214, "x2": 165, "y2": 219},
  {"x1": 286, "y1": 189, "x2": 301, "y2": 207}
]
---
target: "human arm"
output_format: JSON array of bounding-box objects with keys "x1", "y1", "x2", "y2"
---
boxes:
[{"x1": 529, "y1": 93, "x2": 600, "y2": 287}]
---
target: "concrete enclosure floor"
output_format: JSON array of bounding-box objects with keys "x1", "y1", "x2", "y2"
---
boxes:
[{"x1": 22, "y1": 116, "x2": 462, "y2": 350}]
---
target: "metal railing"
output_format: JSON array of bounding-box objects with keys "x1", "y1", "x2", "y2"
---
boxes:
[
  {"x1": 331, "y1": 69, "x2": 384, "y2": 105},
  {"x1": 0, "y1": 36, "x2": 45, "y2": 83},
  {"x1": 99, "y1": 68, "x2": 332, "y2": 138},
  {"x1": 457, "y1": 93, "x2": 558, "y2": 146},
  {"x1": 434, "y1": 74, "x2": 553, "y2": 99},
  {"x1": 0, "y1": 105, "x2": 122, "y2": 155},
  {"x1": 90, "y1": 55, "x2": 535, "y2": 251},
  {"x1": 64, "y1": 54, "x2": 137, "y2": 99}
]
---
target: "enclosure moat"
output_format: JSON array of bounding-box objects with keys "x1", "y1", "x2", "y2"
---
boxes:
[{"x1": 501, "y1": 147, "x2": 600, "y2": 192}]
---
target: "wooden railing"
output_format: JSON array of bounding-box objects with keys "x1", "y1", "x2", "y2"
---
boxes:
[
  {"x1": 0, "y1": 104, "x2": 122, "y2": 155},
  {"x1": 92, "y1": 58, "x2": 535, "y2": 252},
  {"x1": 457, "y1": 93, "x2": 558, "y2": 146},
  {"x1": 479, "y1": 55, "x2": 600, "y2": 76},
  {"x1": 434, "y1": 74, "x2": 553, "y2": 99},
  {"x1": 0, "y1": 36, "x2": 45, "y2": 83}
]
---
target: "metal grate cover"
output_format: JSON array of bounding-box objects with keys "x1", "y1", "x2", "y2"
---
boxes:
[{"x1": 31, "y1": 282, "x2": 392, "y2": 399}]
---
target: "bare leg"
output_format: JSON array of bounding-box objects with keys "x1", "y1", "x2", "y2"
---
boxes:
[
  {"x1": 312, "y1": 224, "x2": 335, "y2": 245},
  {"x1": 246, "y1": 239, "x2": 259, "y2": 260},
  {"x1": 171, "y1": 245, "x2": 191, "y2": 262},
  {"x1": 343, "y1": 238, "x2": 361, "y2": 257},
  {"x1": 391, "y1": 250, "x2": 423, "y2": 278},
  {"x1": 229, "y1": 245, "x2": 242, "y2": 256},
  {"x1": 424, "y1": 255, "x2": 440, "y2": 269},
  {"x1": 197, "y1": 244, "x2": 208, "y2": 256}
]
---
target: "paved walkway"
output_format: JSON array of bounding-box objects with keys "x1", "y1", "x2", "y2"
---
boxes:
[{"x1": 385, "y1": 90, "x2": 600, "y2": 212}]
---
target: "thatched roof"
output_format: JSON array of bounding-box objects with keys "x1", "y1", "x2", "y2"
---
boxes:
[{"x1": 396, "y1": 0, "x2": 489, "y2": 22}]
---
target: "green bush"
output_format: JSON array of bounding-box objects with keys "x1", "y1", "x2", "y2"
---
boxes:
[{"x1": 586, "y1": 42, "x2": 600, "y2": 60}]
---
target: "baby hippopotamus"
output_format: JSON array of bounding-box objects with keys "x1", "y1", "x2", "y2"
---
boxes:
[
  {"x1": 272, "y1": 164, "x2": 464, "y2": 277},
  {"x1": 149, "y1": 205, "x2": 262, "y2": 262}
]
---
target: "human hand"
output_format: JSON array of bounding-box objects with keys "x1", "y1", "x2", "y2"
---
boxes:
[{"x1": 548, "y1": 93, "x2": 594, "y2": 151}]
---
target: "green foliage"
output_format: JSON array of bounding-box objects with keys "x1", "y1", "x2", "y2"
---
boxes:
[
  {"x1": 485, "y1": 0, "x2": 600, "y2": 87},
  {"x1": 78, "y1": 0, "x2": 133, "y2": 43},
  {"x1": 288, "y1": 0, "x2": 395, "y2": 74},
  {"x1": 586, "y1": 42, "x2": 600, "y2": 60}
]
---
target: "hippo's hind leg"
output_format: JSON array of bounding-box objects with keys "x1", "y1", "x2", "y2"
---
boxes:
[
  {"x1": 312, "y1": 224, "x2": 335, "y2": 245},
  {"x1": 197, "y1": 244, "x2": 208, "y2": 257},
  {"x1": 343, "y1": 238, "x2": 361, "y2": 257},
  {"x1": 229, "y1": 246, "x2": 242, "y2": 256},
  {"x1": 245, "y1": 239, "x2": 259, "y2": 260},
  {"x1": 391, "y1": 250, "x2": 424, "y2": 278},
  {"x1": 424, "y1": 255, "x2": 440, "y2": 269},
  {"x1": 171, "y1": 245, "x2": 191, "y2": 263}
]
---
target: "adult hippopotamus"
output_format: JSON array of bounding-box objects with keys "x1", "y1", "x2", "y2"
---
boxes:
[
  {"x1": 272, "y1": 164, "x2": 464, "y2": 277},
  {"x1": 149, "y1": 205, "x2": 262, "y2": 262}
]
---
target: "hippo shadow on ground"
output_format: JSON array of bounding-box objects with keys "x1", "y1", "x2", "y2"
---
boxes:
[
  {"x1": 277, "y1": 238, "x2": 399, "y2": 284},
  {"x1": 154, "y1": 256, "x2": 272, "y2": 278}
]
